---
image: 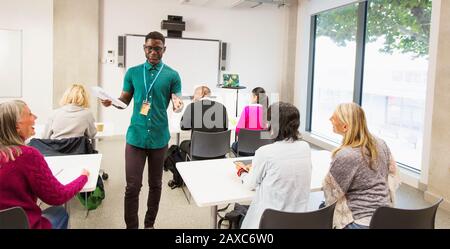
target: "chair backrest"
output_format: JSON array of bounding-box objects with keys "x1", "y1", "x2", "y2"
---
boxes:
[
  {"x1": 259, "y1": 201, "x2": 337, "y2": 229},
  {"x1": 28, "y1": 136, "x2": 95, "y2": 156},
  {"x1": 0, "y1": 207, "x2": 29, "y2": 229},
  {"x1": 237, "y1": 129, "x2": 274, "y2": 156},
  {"x1": 369, "y1": 198, "x2": 443, "y2": 229},
  {"x1": 190, "y1": 130, "x2": 231, "y2": 160}
]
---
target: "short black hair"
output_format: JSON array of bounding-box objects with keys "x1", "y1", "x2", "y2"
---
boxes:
[
  {"x1": 145, "y1": 31, "x2": 165, "y2": 44},
  {"x1": 268, "y1": 102, "x2": 300, "y2": 141}
]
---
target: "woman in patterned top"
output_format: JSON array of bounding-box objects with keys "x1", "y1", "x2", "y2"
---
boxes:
[
  {"x1": 323, "y1": 102, "x2": 400, "y2": 229},
  {"x1": 0, "y1": 100, "x2": 89, "y2": 229}
]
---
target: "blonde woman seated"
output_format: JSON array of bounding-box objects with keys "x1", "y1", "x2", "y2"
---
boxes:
[
  {"x1": 43, "y1": 84, "x2": 97, "y2": 139},
  {"x1": 235, "y1": 102, "x2": 312, "y2": 229},
  {"x1": 0, "y1": 100, "x2": 89, "y2": 229},
  {"x1": 323, "y1": 103, "x2": 399, "y2": 229}
]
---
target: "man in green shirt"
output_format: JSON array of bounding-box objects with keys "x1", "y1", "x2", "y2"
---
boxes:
[{"x1": 101, "y1": 31, "x2": 183, "y2": 229}]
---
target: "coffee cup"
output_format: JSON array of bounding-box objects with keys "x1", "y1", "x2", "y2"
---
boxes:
[{"x1": 95, "y1": 122, "x2": 104, "y2": 132}]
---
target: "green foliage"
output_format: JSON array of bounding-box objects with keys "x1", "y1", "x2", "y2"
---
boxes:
[{"x1": 316, "y1": 0, "x2": 432, "y2": 58}]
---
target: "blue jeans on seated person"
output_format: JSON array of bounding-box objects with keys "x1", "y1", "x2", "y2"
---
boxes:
[
  {"x1": 42, "y1": 206, "x2": 69, "y2": 229},
  {"x1": 231, "y1": 141, "x2": 255, "y2": 157},
  {"x1": 344, "y1": 222, "x2": 369, "y2": 229}
]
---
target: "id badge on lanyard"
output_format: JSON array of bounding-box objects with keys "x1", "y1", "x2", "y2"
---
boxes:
[
  {"x1": 140, "y1": 101, "x2": 150, "y2": 116},
  {"x1": 141, "y1": 63, "x2": 164, "y2": 116}
]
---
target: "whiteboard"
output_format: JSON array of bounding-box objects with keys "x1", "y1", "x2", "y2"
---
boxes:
[
  {"x1": 125, "y1": 35, "x2": 221, "y2": 96},
  {"x1": 0, "y1": 29, "x2": 22, "y2": 97}
]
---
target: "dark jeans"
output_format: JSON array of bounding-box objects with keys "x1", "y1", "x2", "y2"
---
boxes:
[
  {"x1": 231, "y1": 141, "x2": 255, "y2": 157},
  {"x1": 42, "y1": 206, "x2": 69, "y2": 229},
  {"x1": 124, "y1": 143, "x2": 168, "y2": 229}
]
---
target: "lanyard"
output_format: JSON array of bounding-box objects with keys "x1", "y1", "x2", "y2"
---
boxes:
[{"x1": 143, "y1": 63, "x2": 165, "y2": 102}]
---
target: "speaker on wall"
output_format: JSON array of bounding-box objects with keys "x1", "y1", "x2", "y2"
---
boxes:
[
  {"x1": 221, "y1": 42, "x2": 227, "y2": 71},
  {"x1": 118, "y1": 36, "x2": 126, "y2": 68}
]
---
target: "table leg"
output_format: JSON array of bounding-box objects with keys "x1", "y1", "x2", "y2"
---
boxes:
[
  {"x1": 85, "y1": 193, "x2": 90, "y2": 218},
  {"x1": 235, "y1": 89, "x2": 239, "y2": 117},
  {"x1": 92, "y1": 138, "x2": 97, "y2": 150},
  {"x1": 176, "y1": 133, "x2": 180, "y2": 146},
  {"x1": 211, "y1": 205, "x2": 218, "y2": 229}
]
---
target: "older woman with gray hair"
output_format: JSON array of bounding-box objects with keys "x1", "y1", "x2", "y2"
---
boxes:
[{"x1": 0, "y1": 100, "x2": 89, "y2": 229}]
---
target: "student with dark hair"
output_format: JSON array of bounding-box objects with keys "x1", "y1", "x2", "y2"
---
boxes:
[
  {"x1": 232, "y1": 87, "x2": 268, "y2": 156},
  {"x1": 235, "y1": 102, "x2": 312, "y2": 229},
  {"x1": 101, "y1": 31, "x2": 183, "y2": 229}
]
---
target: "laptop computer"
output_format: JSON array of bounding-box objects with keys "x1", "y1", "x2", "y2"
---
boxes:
[{"x1": 222, "y1": 73, "x2": 240, "y2": 87}]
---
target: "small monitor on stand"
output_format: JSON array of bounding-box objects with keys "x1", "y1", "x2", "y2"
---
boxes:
[
  {"x1": 222, "y1": 73, "x2": 240, "y2": 88},
  {"x1": 220, "y1": 73, "x2": 246, "y2": 117}
]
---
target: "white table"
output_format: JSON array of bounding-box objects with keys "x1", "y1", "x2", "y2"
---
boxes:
[
  {"x1": 45, "y1": 154, "x2": 103, "y2": 193},
  {"x1": 176, "y1": 150, "x2": 331, "y2": 228},
  {"x1": 45, "y1": 154, "x2": 102, "y2": 219}
]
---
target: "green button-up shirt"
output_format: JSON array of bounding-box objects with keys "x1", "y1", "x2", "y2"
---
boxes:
[{"x1": 123, "y1": 61, "x2": 181, "y2": 149}]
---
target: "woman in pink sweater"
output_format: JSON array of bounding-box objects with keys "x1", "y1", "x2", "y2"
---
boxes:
[
  {"x1": 232, "y1": 87, "x2": 268, "y2": 156},
  {"x1": 0, "y1": 100, "x2": 89, "y2": 229}
]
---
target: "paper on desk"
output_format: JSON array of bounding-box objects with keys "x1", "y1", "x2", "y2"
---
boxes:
[{"x1": 91, "y1": 86, "x2": 127, "y2": 108}]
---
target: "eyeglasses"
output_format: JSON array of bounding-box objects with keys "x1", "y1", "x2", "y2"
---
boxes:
[{"x1": 143, "y1": 46, "x2": 164, "y2": 52}]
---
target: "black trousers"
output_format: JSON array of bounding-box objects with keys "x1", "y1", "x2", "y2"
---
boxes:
[{"x1": 124, "y1": 143, "x2": 168, "y2": 229}]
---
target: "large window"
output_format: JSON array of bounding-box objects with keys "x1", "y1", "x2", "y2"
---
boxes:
[
  {"x1": 310, "y1": 3, "x2": 358, "y2": 142},
  {"x1": 308, "y1": 0, "x2": 432, "y2": 171}
]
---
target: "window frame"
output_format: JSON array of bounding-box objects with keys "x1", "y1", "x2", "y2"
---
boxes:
[{"x1": 305, "y1": 0, "x2": 428, "y2": 173}]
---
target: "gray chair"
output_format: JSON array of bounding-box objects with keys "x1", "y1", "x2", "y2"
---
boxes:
[
  {"x1": 259, "y1": 201, "x2": 337, "y2": 229},
  {"x1": 369, "y1": 198, "x2": 443, "y2": 229},
  {"x1": 188, "y1": 130, "x2": 231, "y2": 161},
  {"x1": 0, "y1": 207, "x2": 29, "y2": 229},
  {"x1": 235, "y1": 129, "x2": 274, "y2": 157},
  {"x1": 182, "y1": 130, "x2": 231, "y2": 203}
]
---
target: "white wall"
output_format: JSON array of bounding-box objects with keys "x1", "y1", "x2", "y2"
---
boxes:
[
  {"x1": 53, "y1": 0, "x2": 99, "y2": 116},
  {"x1": 0, "y1": 0, "x2": 53, "y2": 123},
  {"x1": 99, "y1": 0, "x2": 286, "y2": 134}
]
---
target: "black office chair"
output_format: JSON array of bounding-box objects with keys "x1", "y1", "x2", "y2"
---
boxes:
[
  {"x1": 0, "y1": 207, "x2": 29, "y2": 229},
  {"x1": 235, "y1": 129, "x2": 274, "y2": 157},
  {"x1": 188, "y1": 130, "x2": 231, "y2": 161},
  {"x1": 259, "y1": 201, "x2": 337, "y2": 229},
  {"x1": 369, "y1": 198, "x2": 443, "y2": 229},
  {"x1": 182, "y1": 130, "x2": 231, "y2": 204}
]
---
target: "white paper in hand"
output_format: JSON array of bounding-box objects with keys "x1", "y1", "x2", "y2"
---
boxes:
[{"x1": 91, "y1": 86, "x2": 127, "y2": 108}]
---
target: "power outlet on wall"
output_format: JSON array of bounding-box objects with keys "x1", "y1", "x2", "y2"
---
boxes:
[{"x1": 106, "y1": 50, "x2": 115, "y2": 64}]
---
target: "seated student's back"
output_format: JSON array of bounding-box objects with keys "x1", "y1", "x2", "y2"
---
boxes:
[
  {"x1": 179, "y1": 86, "x2": 228, "y2": 157},
  {"x1": 240, "y1": 140, "x2": 311, "y2": 229},
  {"x1": 180, "y1": 86, "x2": 228, "y2": 133},
  {"x1": 237, "y1": 102, "x2": 312, "y2": 229},
  {"x1": 235, "y1": 87, "x2": 268, "y2": 135},
  {"x1": 43, "y1": 84, "x2": 97, "y2": 139}
]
